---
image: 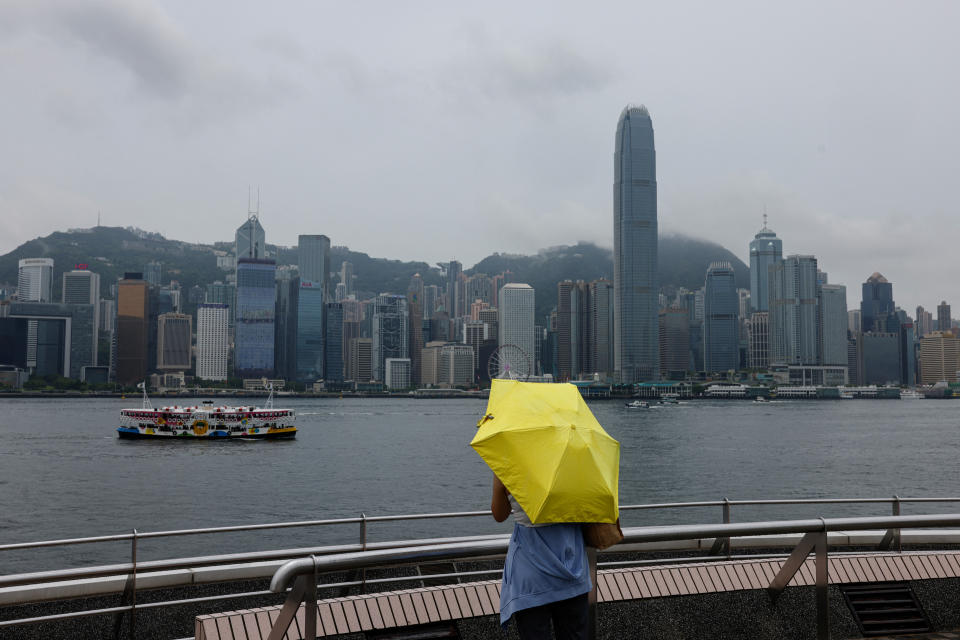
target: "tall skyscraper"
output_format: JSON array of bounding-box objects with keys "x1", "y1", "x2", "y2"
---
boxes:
[
  {"x1": 298, "y1": 235, "x2": 331, "y2": 296},
  {"x1": 295, "y1": 279, "x2": 325, "y2": 382},
  {"x1": 196, "y1": 303, "x2": 229, "y2": 381},
  {"x1": 157, "y1": 313, "x2": 192, "y2": 371},
  {"x1": 116, "y1": 273, "x2": 149, "y2": 385},
  {"x1": 590, "y1": 279, "x2": 614, "y2": 378},
  {"x1": 658, "y1": 307, "x2": 690, "y2": 376},
  {"x1": 445, "y1": 261, "x2": 462, "y2": 317},
  {"x1": 339, "y1": 262, "x2": 354, "y2": 297},
  {"x1": 324, "y1": 302, "x2": 344, "y2": 382},
  {"x1": 748, "y1": 217, "x2": 782, "y2": 313},
  {"x1": 63, "y1": 268, "x2": 101, "y2": 366},
  {"x1": 144, "y1": 261, "x2": 162, "y2": 287},
  {"x1": 497, "y1": 283, "x2": 535, "y2": 379},
  {"x1": 769, "y1": 256, "x2": 819, "y2": 365},
  {"x1": 236, "y1": 213, "x2": 266, "y2": 260},
  {"x1": 18, "y1": 258, "x2": 53, "y2": 303},
  {"x1": 916, "y1": 306, "x2": 933, "y2": 337},
  {"x1": 819, "y1": 284, "x2": 848, "y2": 366},
  {"x1": 614, "y1": 105, "x2": 658, "y2": 382},
  {"x1": 860, "y1": 273, "x2": 895, "y2": 333},
  {"x1": 703, "y1": 262, "x2": 739, "y2": 372},
  {"x1": 937, "y1": 300, "x2": 952, "y2": 331},
  {"x1": 372, "y1": 294, "x2": 408, "y2": 382},
  {"x1": 235, "y1": 258, "x2": 276, "y2": 378},
  {"x1": 274, "y1": 271, "x2": 298, "y2": 381}
]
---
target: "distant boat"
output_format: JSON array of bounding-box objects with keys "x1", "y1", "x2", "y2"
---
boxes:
[
  {"x1": 659, "y1": 393, "x2": 680, "y2": 404},
  {"x1": 900, "y1": 389, "x2": 924, "y2": 400},
  {"x1": 625, "y1": 400, "x2": 650, "y2": 409},
  {"x1": 753, "y1": 396, "x2": 769, "y2": 403}
]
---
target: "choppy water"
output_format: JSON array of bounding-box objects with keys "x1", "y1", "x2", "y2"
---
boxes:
[{"x1": 1, "y1": 396, "x2": 959, "y2": 573}]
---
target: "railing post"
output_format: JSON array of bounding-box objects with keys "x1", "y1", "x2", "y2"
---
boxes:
[
  {"x1": 587, "y1": 546, "x2": 598, "y2": 640},
  {"x1": 893, "y1": 495, "x2": 902, "y2": 553},
  {"x1": 360, "y1": 513, "x2": 368, "y2": 592},
  {"x1": 815, "y1": 523, "x2": 830, "y2": 640},
  {"x1": 304, "y1": 555, "x2": 318, "y2": 640},
  {"x1": 130, "y1": 528, "x2": 138, "y2": 639},
  {"x1": 709, "y1": 497, "x2": 731, "y2": 558}
]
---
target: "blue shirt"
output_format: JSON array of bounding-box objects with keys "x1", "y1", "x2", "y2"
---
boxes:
[{"x1": 499, "y1": 521, "x2": 592, "y2": 627}]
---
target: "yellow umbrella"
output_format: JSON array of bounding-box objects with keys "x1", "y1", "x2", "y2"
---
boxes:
[{"x1": 470, "y1": 379, "x2": 620, "y2": 524}]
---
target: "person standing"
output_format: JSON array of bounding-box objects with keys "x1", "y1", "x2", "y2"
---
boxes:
[{"x1": 491, "y1": 474, "x2": 591, "y2": 640}]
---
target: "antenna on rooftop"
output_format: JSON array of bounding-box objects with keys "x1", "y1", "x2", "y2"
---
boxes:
[{"x1": 762, "y1": 205, "x2": 768, "y2": 231}]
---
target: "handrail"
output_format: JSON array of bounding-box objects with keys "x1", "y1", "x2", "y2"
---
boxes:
[{"x1": 5, "y1": 497, "x2": 960, "y2": 552}]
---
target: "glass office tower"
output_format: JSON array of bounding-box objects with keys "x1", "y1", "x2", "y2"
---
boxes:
[
  {"x1": 749, "y1": 220, "x2": 782, "y2": 312},
  {"x1": 703, "y1": 262, "x2": 739, "y2": 372},
  {"x1": 614, "y1": 105, "x2": 659, "y2": 382},
  {"x1": 235, "y1": 258, "x2": 276, "y2": 378}
]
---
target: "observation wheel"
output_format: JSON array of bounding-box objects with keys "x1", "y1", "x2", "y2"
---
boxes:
[{"x1": 487, "y1": 344, "x2": 532, "y2": 381}]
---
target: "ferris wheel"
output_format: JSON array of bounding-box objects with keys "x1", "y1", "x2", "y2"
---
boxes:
[{"x1": 487, "y1": 344, "x2": 533, "y2": 382}]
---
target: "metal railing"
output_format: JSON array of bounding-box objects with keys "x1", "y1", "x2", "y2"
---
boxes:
[
  {"x1": 267, "y1": 513, "x2": 960, "y2": 640},
  {"x1": 3, "y1": 496, "x2": 960, "y2": 636}
]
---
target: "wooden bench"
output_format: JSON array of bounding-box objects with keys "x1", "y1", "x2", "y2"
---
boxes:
[{"x1": 196, "y1": 551, "x2": 960, "y2": 639}]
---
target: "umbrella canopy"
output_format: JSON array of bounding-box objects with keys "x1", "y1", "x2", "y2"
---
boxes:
[{"x1": 470, "y1": 379, "x2": 620, "y2": 524}]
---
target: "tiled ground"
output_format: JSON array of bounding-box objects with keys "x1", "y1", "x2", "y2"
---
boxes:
[{"x1": 869, "y1": 632, "x2": 960, "y2": 639}]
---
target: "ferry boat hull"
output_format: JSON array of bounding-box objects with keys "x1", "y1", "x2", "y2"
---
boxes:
[{"x1": 116, "y1": 426, "x2": 296, "y2": 440}]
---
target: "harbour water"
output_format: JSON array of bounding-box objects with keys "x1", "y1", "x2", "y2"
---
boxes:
[{"x1": 1, "y1": 396, "x2": 959, "y2": 573}]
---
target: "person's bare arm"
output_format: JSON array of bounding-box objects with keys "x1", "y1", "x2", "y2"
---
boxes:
[{"x1": 491, "y1": 474, "x2": 511, "y2": 522}]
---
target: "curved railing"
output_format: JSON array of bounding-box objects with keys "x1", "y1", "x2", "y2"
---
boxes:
[{"x1": 3, "y1": 497, "x2": 960, "y2": 635}]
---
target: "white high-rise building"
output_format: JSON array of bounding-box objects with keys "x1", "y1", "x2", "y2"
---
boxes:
[
  {"x1": 18, "y1": 258, "x2": 54, "y2": 369},
  {"x1": 497, "y1": 283, "x2": 535, "y2": 379},
  {"x1": 384, "y1": 358, "x2": 412, "y2": 390},
  {"x1": 196, "y1": 303, "x2": 229, "y2": 381},
  {"x1": 18, "y1": 258, "x2": 54, "y2": 303},
  {"x1": 63, "y1": 269, "x2": 101, "y2": 366}
]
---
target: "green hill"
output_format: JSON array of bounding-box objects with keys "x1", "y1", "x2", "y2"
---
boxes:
[{"x1": 0, "y1": 228, "x2": 747, "y2": 323}]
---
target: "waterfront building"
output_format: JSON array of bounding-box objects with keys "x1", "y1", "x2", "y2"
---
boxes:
[
  {"x1": 860, "y1": 273, "x2": 895, "y2": 333},
  {"x1": 63, "y1": 268, "x2": 101, "y2": 366},
  {"x1": 234, "y1": 258, "x2": 276, "y2": 378},
  {"x1": 590, "y1": 279, "x2": 614, "y2": 378},
  {"x1": 769, "y1": 255, "x2": 819, "y2": 366},
  {"x1": 919, "y1": 331, "x2": 960, "y2": 384},
  {"x1": 748, "y1": 217, "x2": 782, "y2": 312},
  {"x1": 346, "y1": 338, "x2": 372, "y2": 383},
  {"x1": 819, "y1": 284, "x2": 848, "y2": 366},
  {"x1": 916, "y1": 306, "x2": 933, "y2": 337},
  {"x1": 372, "y1": 295, "x2": 408, "y2": 382},
  {"x1": 703, "y1": 262, "x2": 739, "y2": 373},
  {"x1": 659, "y1": 307, "x2": 690, "y2": 377},
  {"x1": 497, "y1": 283, "x2": 535, "y2": 379},
  {"x1": 196, "y1": 303, "x2": 229, "y2": 381},
  {"x1": 144, "y1": 261, "x2": 162, "y2": 287},
  {"x1": 858, "y1": 332, "x2": 902, "y2": 386},
  {"x1": 407, "y1": 286, "x2": 424, "y2": 386},
  {"x1": 116, "y1": 273, "x2": 149, "y2": 385},
  {"x1": 613, "y1": 105, "x2": 659, "y2": 382},
  {"x1": 157, "y1": 313, "x2": 192, "y2": 372},
  {"x1": 419, "y1": 341, "x2": 444, "y2": 385},
  {"x1": 18, "y1": 258, "x2": 54, "y2": 369},
  {"x1": 384, "y1": 357, "x2": 411, "y2": 390},
  {"x1": 236, "y1": 213, "x2": 266, "y2": 260},
  {"x1": 748, "y1": 312, "x2": 769, "y2": 369},
  {"x1": 937, "y1": 301, "x2": 952, "y2": 331},
  {"x1": 847, "y1": 335, "x2": 860, "y2": 385},
  {"x1": 295, "y1": 280, "x2": 325, "y2": 382},
  {"x1": 324, "y1": 302, "x2": 344, "y2": 382},
  {"x1": 2, "y1": 301, "x2": 96, "y2": 379},
  {"x1": 439, "y1": 343, "x2": 474, "y2": 387},
  {"x1": 273, "y1": 271, "x2": 298, "y2": 381}
]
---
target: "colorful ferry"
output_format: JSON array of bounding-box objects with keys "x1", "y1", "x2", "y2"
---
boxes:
[{"x1": 117, "y1": 384, "x2": 296, "y2": 440}]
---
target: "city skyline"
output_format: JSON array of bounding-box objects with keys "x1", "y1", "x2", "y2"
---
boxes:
[{"x1": 2, "y1": 2, "x2": 958, "y2": 315}]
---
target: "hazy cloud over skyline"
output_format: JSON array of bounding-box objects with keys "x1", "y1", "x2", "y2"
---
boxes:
[{"x1": 2, "y1": 1, "x2": 958, "y2": 312}]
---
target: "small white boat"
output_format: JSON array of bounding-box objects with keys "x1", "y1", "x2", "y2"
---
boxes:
[
  {"x1": 900, "y1": 389, "x2": 924, "y2": 400},
  {"x1": 625, "y1": 400, "x2": 650, "y2": 409},
  {"x1": 659, "y1": 393, "x2": 680, "y2": 404}
]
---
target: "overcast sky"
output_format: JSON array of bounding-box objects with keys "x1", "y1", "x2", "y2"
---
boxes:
[{"x1": 1, "y1": 1, "x2": 957, "y2": 312}]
